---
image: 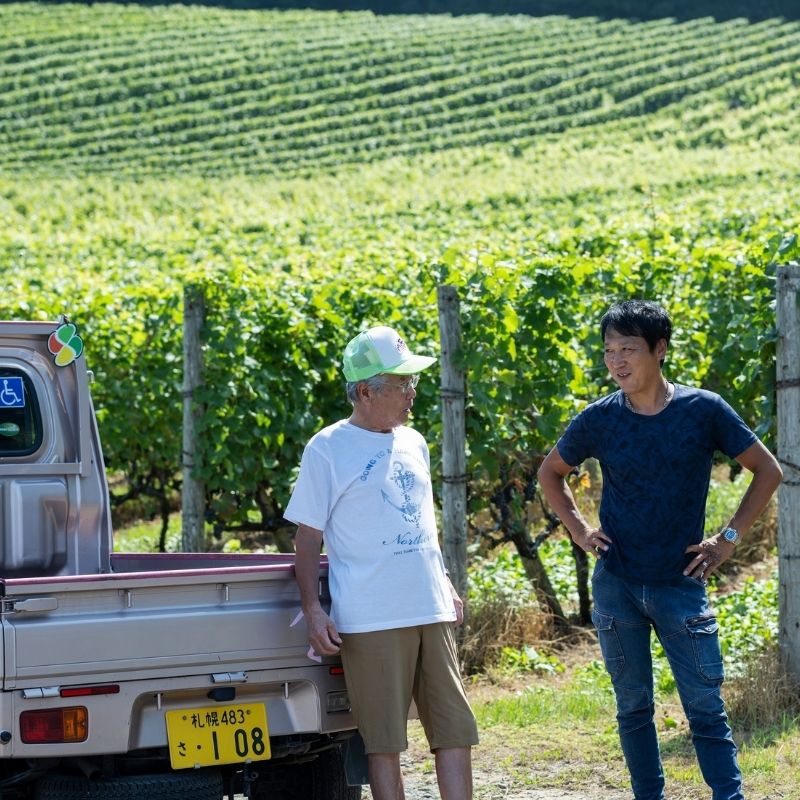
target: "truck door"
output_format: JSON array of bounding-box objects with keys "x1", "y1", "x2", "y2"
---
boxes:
[{"x1": 0, "y1": 366, "x2": 69, "y2": 576}]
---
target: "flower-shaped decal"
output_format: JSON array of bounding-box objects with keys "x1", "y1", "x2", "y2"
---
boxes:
[{"x1": 48, "y1": 321, "x2": 84, "y2": 367}]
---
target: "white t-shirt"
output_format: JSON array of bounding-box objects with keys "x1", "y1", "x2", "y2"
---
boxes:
[{"x1": 284, "y1": 420, "x2": 455, "y2": 633}]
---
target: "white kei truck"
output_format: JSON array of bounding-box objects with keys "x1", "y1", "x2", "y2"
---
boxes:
[{"x1": 0, "y1": 319, "x2": 365, "y2": 800}]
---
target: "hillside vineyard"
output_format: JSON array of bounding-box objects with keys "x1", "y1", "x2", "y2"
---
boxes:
[{"x1": 1, "y1": 4, "x2": 799, "y2": 175}]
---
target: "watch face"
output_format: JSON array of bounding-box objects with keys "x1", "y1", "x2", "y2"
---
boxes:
[{"x1": 723, "y1": 528, "x2": 739, "y2": 543}]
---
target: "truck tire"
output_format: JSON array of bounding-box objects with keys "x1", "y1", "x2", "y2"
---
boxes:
[
  {"x1": 33, "y1": 770, "x2": 223, "y2": 800},
  {"x1": 250, "y1": 748, "x2": 361, "y2": 800},
  {"x1": 310, "y1": 747, "x2": 362, "y2": 800}
]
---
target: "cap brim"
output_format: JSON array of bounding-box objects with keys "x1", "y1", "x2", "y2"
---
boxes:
[{"x1": 381, "y1": 355, "x2": 437, "y2": 375}]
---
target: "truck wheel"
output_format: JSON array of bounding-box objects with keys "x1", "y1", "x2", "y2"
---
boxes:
[
  {"x1": 33, "y1": 770, "x2": 223, "y2": 800},
  {"x1": 250, "y1": 748, "x2": 360, "y2": 800},
  {"x1": 310, "y1": 748, "x2": 362, "y2": 800}
]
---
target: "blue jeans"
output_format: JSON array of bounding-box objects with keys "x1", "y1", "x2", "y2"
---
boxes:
[{"x1": 591, "y1": 561, "x2": 743, "y2": 800}]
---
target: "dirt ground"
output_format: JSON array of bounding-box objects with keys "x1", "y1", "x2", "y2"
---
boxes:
[
  {"x1": 361, "y1": 763, "x2": 628, "y2": 799},
  {"x1": 355, "y1": 714, "x2": 631, "y2": 800},
  {"x1": 363, "y1": 782, "x2": 627, "y2": 799}
]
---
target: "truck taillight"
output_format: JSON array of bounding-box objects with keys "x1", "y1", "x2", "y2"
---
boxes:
[
  {"x1": 60, "y1": 685, "x2": 120, "y2": 698},
  {"x1": 20, "y1": 707, "x2": 88, "y2": 743}
]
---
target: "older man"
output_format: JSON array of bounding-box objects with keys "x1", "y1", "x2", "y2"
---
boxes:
[{"x1": 285, "y1": 325, "x2": 478, "y2": 800}]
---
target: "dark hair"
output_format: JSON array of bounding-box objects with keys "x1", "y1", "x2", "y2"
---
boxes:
[{"x1": 601, "y1": 301, "x2": 672, "y2": 363}]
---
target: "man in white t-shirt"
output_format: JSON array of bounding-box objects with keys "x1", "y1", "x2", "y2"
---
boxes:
[{"x1": 285, "y1": 325, "x2": 478, "y2": 800}]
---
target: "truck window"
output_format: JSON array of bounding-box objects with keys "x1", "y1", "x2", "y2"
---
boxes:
[{"x1": 0, "y1": 369, "x2": 42, "y2": 456}]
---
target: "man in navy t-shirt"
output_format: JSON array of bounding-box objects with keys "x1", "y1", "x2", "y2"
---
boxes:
[{"x1": 538, "y1": 300, "x2": 782, "y2": 800}]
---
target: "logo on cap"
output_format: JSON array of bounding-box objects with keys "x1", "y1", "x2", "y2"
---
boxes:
[{"x1": 342, "y1": 326, "x2": 436, "y2": 383}]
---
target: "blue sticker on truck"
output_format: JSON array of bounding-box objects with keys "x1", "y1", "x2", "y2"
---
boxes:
[{"x1": 0, "y1": 377, "x2": 25, "y2": 408}]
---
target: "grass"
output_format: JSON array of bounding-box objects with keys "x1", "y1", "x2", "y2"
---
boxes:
[
  {"x1": 473, "y1": 682, "x2": 614, "y2": 728},
  {"x1": 399, "y1": 653, "x2": 800, "y2": 798},
  {"x1": 112, "y1": 514, "x2": 182, "y2": 553},
  {"x1": 112, "y1": 512, "x2": 284, "y2": 554}
]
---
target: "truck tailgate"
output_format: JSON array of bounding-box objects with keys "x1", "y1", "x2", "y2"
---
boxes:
[{"x1": 1, "y1": 563, "x2": 314, "y2": 690}]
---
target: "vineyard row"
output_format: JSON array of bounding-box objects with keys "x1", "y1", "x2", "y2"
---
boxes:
[
  {"x1": 2, "y1": 19, "x2": 787, "y2": 140},
  {"x1": 5, "y1": 53, "x2": 797, "y2": 176}
]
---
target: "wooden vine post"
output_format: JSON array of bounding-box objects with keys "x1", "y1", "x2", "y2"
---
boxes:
[
  {"x1": 182, "y1": 285, "x2": 206, "y2": 552},
  {"x1": 437, "y1": 286, "x2": 468, "y2": 616},
  {"x1": 777, "y1": 263, "x2": 800, "y2": 682}
]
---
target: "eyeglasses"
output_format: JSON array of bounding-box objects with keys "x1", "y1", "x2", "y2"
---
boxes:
[{"x1": 383, "y1": 374, "x2": 420, "y2": 395}]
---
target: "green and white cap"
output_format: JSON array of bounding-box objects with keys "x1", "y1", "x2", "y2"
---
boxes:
[{"x1": 343, "y1": 326, "x2": 436, "y2": 382}]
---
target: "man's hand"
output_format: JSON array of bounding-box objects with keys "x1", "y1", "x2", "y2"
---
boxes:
[
  {"x1": 684, "y1": 439, "x2": 783, "y2": 583},
  {"x1": 684, "y1": 535, "x2": 735, "y2": 582},
  {"x1": 294, "y1": 524, "x2": 342, "y2": 655},
  {"x1": 573, "y1": 526, "x2": 612, "y2": 559},
  {"x1": 305, "y1": 605, "x2": 342, "y2": 655},
  {"x1": 449, "y1": 583, "x2": 465, "y2": 626},
  {"x1": 441, "y1": 572, "x2": 466, "y2": 625},
  {"x1": 538, "y1": 447, "x2": 610, "y2": 559}
]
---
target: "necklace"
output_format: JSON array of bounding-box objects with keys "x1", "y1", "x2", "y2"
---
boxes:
[{"x1": 624, "y1": 382, "x2": 673, "y2": 415}]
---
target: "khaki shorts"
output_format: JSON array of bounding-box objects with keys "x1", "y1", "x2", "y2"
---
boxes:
[{"x1": 339, "y1": 622, "x2": 479, "y2": 754}]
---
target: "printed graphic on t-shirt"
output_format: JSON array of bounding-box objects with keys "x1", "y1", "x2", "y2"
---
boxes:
[
  {"x1": 357, "y1": 446, "x2": 434, "y2": 555},
  {"x1": 381, "y1": 460, "x2": 422, "y2": 528},
  {"x1": 358, "y1": 446, "x2": 391, "y2": 482}
]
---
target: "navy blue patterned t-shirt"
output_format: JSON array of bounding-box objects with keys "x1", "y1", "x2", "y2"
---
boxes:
[{"x1": 556, "y1": 384, "x2": 757, "y2": 584}]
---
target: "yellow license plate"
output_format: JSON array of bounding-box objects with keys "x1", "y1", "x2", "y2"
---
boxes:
[{"x1": 165, "y1": 702, "x2": 271, "y2": 769}]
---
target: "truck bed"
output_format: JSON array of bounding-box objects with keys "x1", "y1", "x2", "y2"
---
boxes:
[
  {"x1": 0, "y1": 553, "x2": 354, "y2": 763},
  {"x1": 2, "y1": 553, "x2": 312, "y2": 688}
]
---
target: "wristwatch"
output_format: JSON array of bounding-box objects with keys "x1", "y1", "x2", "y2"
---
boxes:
[{"x1": 721, "y1": 526, "x2": 740, "y2": 545}]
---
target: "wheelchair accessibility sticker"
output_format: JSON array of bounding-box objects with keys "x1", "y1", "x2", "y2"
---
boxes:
[
  {"x1": 48, "y1": 319, "x2": 84, "y2": 367},
  {"x1": 0, "y1": 377, "x2": 25, "y2": 408}
]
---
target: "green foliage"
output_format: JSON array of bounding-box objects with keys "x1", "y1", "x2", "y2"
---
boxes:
[
  {"x1": 113, "y1": 516, "x2": 182, "y2": 554},
  {"x1": 2, "y1": 5, "x2": 798, "y2": 540},
  {"x1": 705, "y1": 473, "x2": 752, "y2": 536},
  {"x1": 573, "y1": 659, "x2": 614, "y2": 694},
  {"x1": 3, "y1": 182, "x2": 794, "y2": 536},
  {"x1": 715, "y1": 575, "x2": 780, "y2": 671},
  {"x1": 174, "y1": 1, "x2": 800, "y2": 21},
  {"x1": 497, "y1": 645, "x2": 565, "y2": 675},
  {"x1": 471, "y1": 534, "x2": 779, "y2": 687},
  {"x1": 541, "y1": 538, "x2": 581, "y2": 610},
  {"x1": 469, "y1": 540, "x2": 579, "y2": 611},
  {"x1": 468, "y1": 547, "x2": 536, "y2": 608}
]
